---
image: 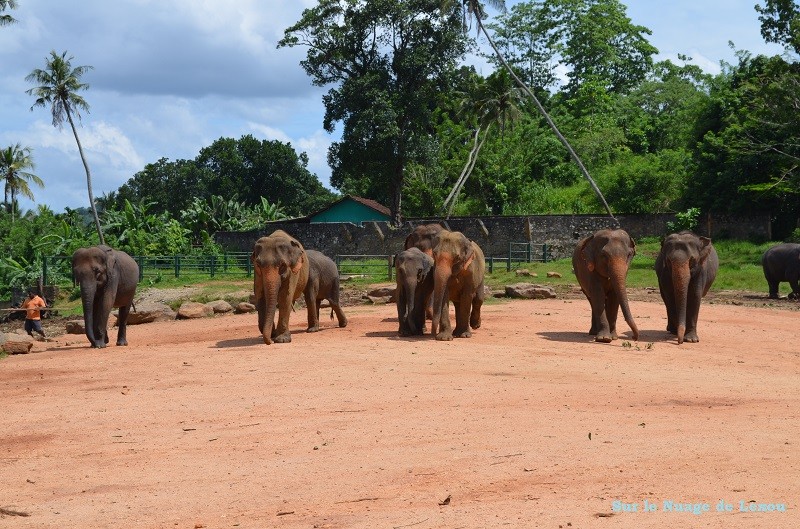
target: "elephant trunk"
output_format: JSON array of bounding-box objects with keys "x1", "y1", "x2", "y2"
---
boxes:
[
  {"x1": 261, "y1": 267, "x2": 280, "y2": 345},
  {"x1": 404, "y1": 277, "x2": 418, "y2": 335},
  {"x1": 609, "y1": 257, "x2": 638, "y2": 341},
  {"x1": 431, "y1": 262, "x2": 452, "y2": 336},
  {"x1": 79, "y1": 280, "x2": 99, "y2": 347},
  {"x1": 671, "y1": 262, "x2": 691, "y2": 344}
]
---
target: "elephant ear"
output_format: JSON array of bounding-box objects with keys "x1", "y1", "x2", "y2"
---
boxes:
[
  {"x1": 698, "y1": 237, "x2": 713, "y2": 263},
  {"x1": 101, "y1": 246, "x2": 117, "y2": 282},
  {"x1": 628, "y1": 235, "x2": 637, "y2": 263},
  {"x1": 289, "y1": 239, "x2": 305, "y2": 274},
  {"x1": 579, "y1": 235, "x2": 596, "y2": 272}
]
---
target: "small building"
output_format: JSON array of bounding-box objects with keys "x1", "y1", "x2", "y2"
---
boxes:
[{"x1": 308, "y1": 195, "x2": 391, "y2": 225}]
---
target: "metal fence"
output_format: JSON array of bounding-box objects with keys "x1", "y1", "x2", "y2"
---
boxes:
[{"x1": 42, "y1": 243, "x2": 549, "y2": 285}]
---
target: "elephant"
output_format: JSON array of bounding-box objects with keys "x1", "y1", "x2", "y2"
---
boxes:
[
  {"x1": 431, "y1": 230, "x2": 486, "y2": 341},
  {"x1": 761, "y1": 243, "x2": 800, "y2": 299},
  {"x1": 251, "y1": 230, "x2": 309, "y2": 345},
  {"x1": 305, "y1": 250, "x2": 348, "y2": 332},
  {"x1": 394, "y1": 247, "x2": 435, "y2": 336},
  {"x1": 572, "y1": 229, "x2": 639, "y2": 342},
  {"x1": 72, "y1": 245, "x2": 139, "y2": 348},
  {"x1": 404, "y1": 223, "x2": 444, "y2": 257},
  {"x1": 655, "y1": 231, "x2": 719, "y2": 344}
]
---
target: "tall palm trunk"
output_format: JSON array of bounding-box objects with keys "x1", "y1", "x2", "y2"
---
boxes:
[
  {"x1": 475, "y1": 15, "x2": 616, "y2": 222},
  {"x1": 445, "y1": 124, "x2": 490, "y2": 217},
  {"x1": 65, "y1": 106, "x2": 105, "y2": 245}
]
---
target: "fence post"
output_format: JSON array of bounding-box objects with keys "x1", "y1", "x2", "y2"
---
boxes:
[
  {"x1": 246, "y1": 254, "x2": 252, "y2": 277},
  {"x1": 542, "y1": 244, "x2": 548, "y2": 263},
  {"x1": 507, "y1": 242, "x2": 512, "y2": 271},
  {"x1": 527, "y1": 242, "x2": 531, "y2": 263},
  {"x1": 387, "y1": 255, "x2": 393, "y2": 281},
  {"x1": 137, "y1": 257, "x2": 144, "y2": 282},
  {"x1": 488, "y1": 255, "x2": 493, "y2": 273},
  {"x1": 210, "y1": 255, "x2": 216, "y2": 278},
  {"x1": 42, "y1": 257, "x2": 49, "y2": 286},
  {"x1": 174, "y1": 255, "x2": 180, "y2": 278}
]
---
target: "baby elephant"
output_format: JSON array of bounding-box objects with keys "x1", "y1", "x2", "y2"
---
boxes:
[
  {"x1": 305, "y1": 250, "x2": 348, "y2": 332},
  {"x1": 394, "y1": 247, "x2": 434, "y2": 336}
]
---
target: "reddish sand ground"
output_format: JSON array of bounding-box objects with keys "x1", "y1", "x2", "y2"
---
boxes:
[{"x1": 1, "y1": 296, "x2": 798, "y2": 528}]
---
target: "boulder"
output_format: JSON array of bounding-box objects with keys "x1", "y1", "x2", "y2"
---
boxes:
[
  {"x1": 235, "y1": 302, "x2": 257, "y2": 314},
  {"x1": 65, "y1": 320, "x2": 85, "y2": 334},
  {"x1": 515, "y1": 269, "x2": 538, "y2": 277},
  {"x1": 547, "y1": 271, "x2": 562, "y2": 278},
  {"x1": 176, "y1": 301, "x2": 214, "y2": 319},
  {"x1": 368, "y1": 286, "x2": 396, "y2": 301},
  {"x1": 206, "y1": 300, "x2": 234, "y2": 314},
  {"x1": 504, "y1": 283, "x2": 557, "y2": 300},
  {"x1": 2, "y1": 332, "x2": 34, "y2": 354},
  {"x1": 132, "y1": 302, "x2": 177, "y2": 323},
  {"x1": 366, "y1": 295, "x2": 392, "y2": 305}
]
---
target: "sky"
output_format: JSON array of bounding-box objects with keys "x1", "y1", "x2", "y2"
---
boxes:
[{"x1": 0, "y1": 0, "x2": 788, "y2": 214}]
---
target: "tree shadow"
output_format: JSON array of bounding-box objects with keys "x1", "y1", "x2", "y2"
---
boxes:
[{"x1": 216, "y1": 337, "x2": 269, "y2": 348}]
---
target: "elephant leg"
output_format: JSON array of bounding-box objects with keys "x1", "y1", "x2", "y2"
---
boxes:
[
  {"x1": 788, "y1": 275, "x2": 799, "y2": 298},
  {"x1": 683, "y1": 281, "x2": 705, "y2": 343},
  {"x1": 397, "y1": 287, "x2": 410, "y2": 336},
  {"x1": 92, "y1": 297, "x2": 108, "y2": 348},
  {"x1": 470, "y1": 280, "x2": 484, "y2": 330},
  {"x1": 330, "y1": 301, "x2": 348, "y2": 328},
  {"x1": 589, "y1": 283, "x2": 612, "y2": 342},
  {"x1": 659, "y1": 274, "x2": 677, "y2": 334},
  {"x1": 116, "y1": 304, "x2": 131, "y2": 346},
  {"x1": 305, "y1": 288, "x2": 319, "y2": 333},
  {"x1": 256, "y1": 297, "x2": 267, "y2": 335},
  {"x1": 453, "y1": 295, "x2": 473, "y2": 338},
  {"x1": 605, "y1": 289, "x2": 620, "y2": 341},
  {"x1": 435, "y1": 299, "x2": 453, "y2": 341},
  {"x1": 273, "y1": 290, "x2": 294, "y2": 344}
]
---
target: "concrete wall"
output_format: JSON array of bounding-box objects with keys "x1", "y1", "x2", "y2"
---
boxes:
[{"x1": 216, "y1": 213, "x2": 771, "y2": 261}]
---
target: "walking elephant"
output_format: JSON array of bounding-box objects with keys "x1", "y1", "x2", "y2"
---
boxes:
[
  {"x1": 761, "y1": 243, "x2": 800, "y2": 299},
  {"x1": 394, "y1": 247, "x2": 434, "y2": 336},
  {"x1": 72, "y1": 245, "x2": 139, "y2": 348},
  {"x1": 251, "y1": 230, "x2": 309, "y2": 345},
  {"x1": 572, "y1": 229, "x2": 639, "y2": 342},
  {"x1": 431, "y1": 230, "x2": 485, "y2": 341},
  {"x1": 305, "y1": 250, "x2": 348, "y2": 332},
  {"x1": 655, "y1": 231, "x2": 719, "y2": 344}
]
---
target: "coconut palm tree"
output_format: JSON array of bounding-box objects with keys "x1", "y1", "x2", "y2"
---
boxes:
[
  {"x1": 26, "y1": 50, "x2": 105, "y2": 244},
  {"x1": 0, "y1": 0, "x2": 18, "y2": 26},
  {"x1": 1, "y1": 143, "x2": 43, "y2": 222},
  {"x1": 441, "y1": 0, "x2": 615, "y2": 220}
]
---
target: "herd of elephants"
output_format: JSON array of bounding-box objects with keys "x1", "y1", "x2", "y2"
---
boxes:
[{"x1": 69, "y1": 225, "x2": 800, "y2": 349}]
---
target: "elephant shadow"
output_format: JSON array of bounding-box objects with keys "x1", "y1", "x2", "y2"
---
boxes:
[
  {"x1": 216, "y1": 337, "x2": 267, "y2": 348},
  {"x1": 364, "y1": 330, "x2": 432, "y2": 341},
  {"x1": 537, "y1": 330, "x2": 663, "y2": 344}
]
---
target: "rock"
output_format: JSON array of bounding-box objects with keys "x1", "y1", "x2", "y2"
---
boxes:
[
  {"x1": 206, "y1": 300, "x2": 234, "y2": 314},
  {"x1": 504, "y1": 283, "x2": 557, "y2": 299},
  {"x1": 367, "y1": 295, "x2": 392, "y2": 305},
  {"x1": 515, "y1": 269, "x2": 538, "y2": 277},
  {"x1": 248, "y1": 293, "x2": 257, "y2": 304},
  {"x1": 176, "y1": 301, "x2": 214, "y2": 319},
  {"x1": 547, "y1": 271, "x2": 562, "y2": 278},
  {"x1": 235, "y1": 302, "x2": 257, "y2": 314},
  {"x1": 368, "y1": 286, "x2": 396, "y2": 301},
  {"x1": 131, "y1": 302, "x2": 176, "y2": 323},
  {"x1": 65, "y1": 320, "x2": 85, "y2": 334},
  {"x1": 2, "y1": 333, "x2": 34, "y2": 354}
]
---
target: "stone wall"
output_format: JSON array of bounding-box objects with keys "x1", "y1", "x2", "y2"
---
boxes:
[{"x1": 215, "y1": 213, "x2": 771, "y2": 261}]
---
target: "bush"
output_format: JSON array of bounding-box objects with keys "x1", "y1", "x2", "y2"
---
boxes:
[{"x1": 666, "y1": 207, "x2": 701, "y2": 233}]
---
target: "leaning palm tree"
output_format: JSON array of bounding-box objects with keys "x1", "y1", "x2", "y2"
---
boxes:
[
  {"x1": 0, "y1": 0, "x2": 18, "y2": 26},
  {"x1": 26, "y1": 50, "x2": 105, "y2": 244},
  {"x1": 441, "y1": 0, "x2": 615, "y2": 220},
  {"x1": 1, "y1": 143, "x2": 44, "y2": 222}
]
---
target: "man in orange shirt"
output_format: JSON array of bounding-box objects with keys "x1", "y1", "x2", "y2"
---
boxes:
[{"x1": 22, "y1": 289, "x2": 47, "y2": 340}]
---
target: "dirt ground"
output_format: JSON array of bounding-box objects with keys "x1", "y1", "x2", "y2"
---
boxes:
[{"x1": 1, "y1": 291, "x2": 798, "y2": 528}]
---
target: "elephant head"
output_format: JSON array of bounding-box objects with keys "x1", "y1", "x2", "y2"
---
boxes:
[
  {"x1": 657, "y1": 231, "x2": 717, "y2": 344},
  {"x1": 575, "y1": 229, "x2": 639, "y2": 341},
  {"x1": 430, "y1": 230, "x2": 481, "y2": 338},
  {"x1": 251, "y1": 230, "x2": 308, "y2": 345},
  {"x1": 404, "y1": 223, "x2": 444, "y2": 257},
  {"x1": 394, "y1": 247, "x2": 434, "y2": 336}
]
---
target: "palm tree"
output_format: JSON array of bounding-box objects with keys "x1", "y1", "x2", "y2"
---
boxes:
[
  {"x1": 1, "y1": 143, "x2": 43, "y2": 222},
  {"x1": 444, "y1": 69, "x2": 523, "y2": 216},
  {"x1": 0, "y1": 0, "x2": 18, "y2": 26},
  {"x1": 26, "y1": 50, "x2": 105, "y2": 244},
  {"x1": 441, "y1": 0, "x2": 616, "y2": 220}
]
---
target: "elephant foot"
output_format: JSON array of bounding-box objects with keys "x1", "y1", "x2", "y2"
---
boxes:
[
  {"x1": 273, "y1": 332, "x2": 292, "y2": 343},
  {"x1": 435, "y1": 331, "x2": 454, "y2": 341},
  {"x1": 666, "y1": 325, "x2": 677, "y2": 335},
  {"x1": 594, "y1": 333, "x2": 613, "y2": 343},
  {"x1": 306, "y1": 325, "x2": 320, "y2": 333},
  {"x1": 788, "y1": 292, "x2": 799, "y2": 300},
  {"x1": 338, "y1": 317, "x2": 348, "y2": 328},
  {"x1": 116, "y1": 339, "x2": 128, "y2": 346},
  {"x1": 470, "y1": 316, "x2": 481, "y2": 329},
  {"x1": 454, "y1": 329, "x2": 472, "y2": 338},
  {"x1": 683, "y1": 331, "x2": 700, "y2": 343},
  {"x1": 92, "y1": 342, "x2": 107, "y2": 349}
]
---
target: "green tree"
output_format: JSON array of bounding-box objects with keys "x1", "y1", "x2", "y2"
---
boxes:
[
  {"x1": 280, "y1": 0, "x2": 470, "y2": 223},
  {"x1": 114, "y1": 157, "x2": 210, "y2": 218},
  {"x1": 1, "y1": 143, "x2": 43, "y2": 222},
  {"x1": 26, "y1": 50, "x2": 104, "y2": 244},
  {"x1": 0, "y1": 0, "x2": 17, "y2": 26},
  {"x1": 756, "y1": 0, "x2": 800, "y2": 54},
  {"x1": 441, "y1": 0, "x2": 616, "y2": 218}
]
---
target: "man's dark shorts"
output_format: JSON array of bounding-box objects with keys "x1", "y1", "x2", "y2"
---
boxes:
[{"x1": 24, "y1": 319, "x2": 43, "y2": 334}]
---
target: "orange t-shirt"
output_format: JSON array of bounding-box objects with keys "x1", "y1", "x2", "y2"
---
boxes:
[{"x1": 22, "y1": 295, "x2": 46, "y2": 320}]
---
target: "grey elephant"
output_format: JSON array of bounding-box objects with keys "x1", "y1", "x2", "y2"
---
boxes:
[
  {"x1": 305, "y1": 250, "x2": 348, "y2": 332},
  {"x1": 762, "y1": 243, "x2": 800, "y2": 299},
  {"x1": 394, "y1": 247, "x2": 434, "y2": 336},
  {"x1": 72, "y1": 245, "x2": 139, "y2": 348},
  {"x1": 572, "y1": 229, "x2": 639, "y2": 342},
  {"x1": 404, "y1": 223, "x2": 444, "y2": 257},
  {"x1": 431, "y1": 230, "x2": 486, "y2": 341},
  {"x1": 655, "y1": 231, "x2": 719, "y2": 344},
  {"x1": 251, "y1": 230, "x2": 309, "y2": 344}
]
